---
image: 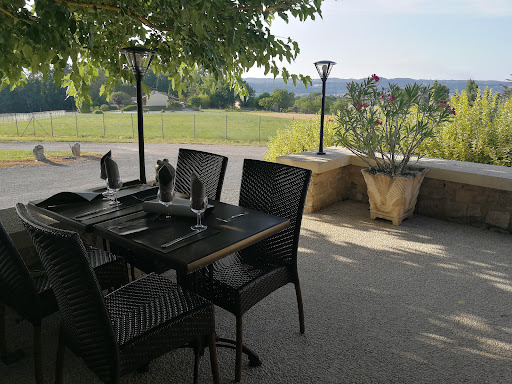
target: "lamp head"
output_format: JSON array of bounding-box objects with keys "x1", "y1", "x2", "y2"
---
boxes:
[
  {"x1": 314, "y1": 60, "x2": 336, "y2": 81},
  {"x1": 120, "y1": 47, "x2": 157, "y2": 78}
]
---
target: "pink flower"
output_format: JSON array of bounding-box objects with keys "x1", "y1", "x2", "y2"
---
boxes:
[
  {"x1": 375, "y1": 121, "x2": 383, "y2": 126},
  {"x1": 363, "y1": 104, "x2": 368, "y2": 108},
  {"x1": 390, "y1": 96, "x2": 396, "y2": 102},
  {"x1": 372, "y1": 74, "x2": 380, "y2": 82},
  {"x1": 328, "y1": 118, "x2": 333, "y2": 122}
]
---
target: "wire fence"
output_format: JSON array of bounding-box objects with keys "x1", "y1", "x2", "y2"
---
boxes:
[
  {"x1": 0, "y1": 110, "x2": 66, "y2": 124},
  {"x1": 0, "y1": 110, "x2": 294, "y2": 143}
]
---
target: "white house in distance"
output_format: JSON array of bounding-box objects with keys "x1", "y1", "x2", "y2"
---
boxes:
[
  {"x1": 131, "y1": 91, "x2": 181, "y2": 107},
  {"x1": 145, "y1": 91, "x2": 169, "y2": 106}
]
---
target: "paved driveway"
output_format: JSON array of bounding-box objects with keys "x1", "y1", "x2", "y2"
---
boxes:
[{"x1": 0, "y1": 142, "x2": 267, "y2": 210}]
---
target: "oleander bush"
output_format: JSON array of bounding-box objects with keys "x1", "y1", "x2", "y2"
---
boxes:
[
  {"x1": 264, "y1": 115, "x2": 337, "y2": 161},
  {"x1": 419, "y1": 89, "x2": 512, "y2": 166}
]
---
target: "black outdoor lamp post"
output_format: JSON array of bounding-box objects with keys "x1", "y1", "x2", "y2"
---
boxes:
[
  {"x1": 314, "y1": 60, "x2": 336, "y2": 155},
  {"x1": 120, "y1": 46, "x2": 157, "y2": 184}
]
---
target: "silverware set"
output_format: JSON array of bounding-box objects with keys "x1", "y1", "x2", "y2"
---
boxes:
[{"x1": 161, "y1": 228, "x2": 207, "y2": 248}]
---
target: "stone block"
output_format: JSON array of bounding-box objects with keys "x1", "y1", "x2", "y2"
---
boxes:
[
  {"x1": 71, "y1": 143, "x2": 81, "y2": 157},
  {"x1": 467, "y1": 204, "x2": 481, "y2": 217},
  {"x1": 485, "y1": 210, "x2": 510, "y2": 229},
  {"x1": 445, "y1": 202, "x2": 467, "y2": 218},
  {"x1": 456, "y1": 186, "x2": 488, "y2": 204},
  {"x1": 33, "y1": 144, "x2": 46, "y2": 161}
]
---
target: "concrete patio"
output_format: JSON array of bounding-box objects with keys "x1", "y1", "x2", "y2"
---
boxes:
[{"x1": 1, "y1": 143, "x2": 512, "y2": 383}]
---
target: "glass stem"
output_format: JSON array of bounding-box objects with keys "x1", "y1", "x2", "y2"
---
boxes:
[{"x1": 196, "y1": 212, "x2": 201, "y2": 228}]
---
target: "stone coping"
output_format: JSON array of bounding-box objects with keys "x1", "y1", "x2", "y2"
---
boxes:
[{"x1": 277, "y1": 146, "x2": 512, "y2": 192}]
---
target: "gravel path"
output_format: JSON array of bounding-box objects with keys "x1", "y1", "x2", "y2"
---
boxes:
[{"x1": 0, "y1": 142, "x2": 267, "y2": 210}]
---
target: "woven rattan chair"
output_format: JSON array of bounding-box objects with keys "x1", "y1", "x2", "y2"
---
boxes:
[
  {"x1": 0, "y1": 216, "x2": 127, "y2": 384},
  {"x1": 0, "y1": 220, "x2": 57, "y2": 384},
  {"x1": 186, "y1": 159, "x2": 311, "y2": 382},
  {"x1": 16, "y1": 203, "x2": 220, "y2": 384},
  {"x1": 175, "y1": 148, "x2": 228, "y2": 201}
]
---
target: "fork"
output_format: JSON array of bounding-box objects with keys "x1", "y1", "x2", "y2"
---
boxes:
[{"x1": 216, "y1": 211, "x2": 249, "y2": 223}]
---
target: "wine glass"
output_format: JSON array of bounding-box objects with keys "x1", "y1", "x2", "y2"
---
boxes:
[
  {"x1": 102, "y1": 179, "x2": 114, "y2": 199},
  {"x1": 107, "y1": 177, "x2": 123, "y2": 206},
  {"x1": 190, "y1": 196, "x2": 208, "y2": 231},
  {"x1": 158, "y1": 190, "x2": 175, "y2": 219}
]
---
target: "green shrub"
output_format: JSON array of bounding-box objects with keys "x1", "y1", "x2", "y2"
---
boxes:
[
  {"x1": 122, "y1": 105, "x2": 137, "y2": 111},
  {"x1": 419, "y1": 89, "x2": 512, "y2": 166},
  {"x1": 100, "y1": 104, "x2": 115, "y2": 111},
  {"x1": 264, "y1": 115, "x2": 338, "y2": 162},
  {"x1": 93, "y1": 110, "x2": 103, "y2": 114},
  {"x1": 166, "y1": 100, "x2": 183, "y2": 111}
]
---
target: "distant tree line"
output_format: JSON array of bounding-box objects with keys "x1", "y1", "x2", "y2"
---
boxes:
[{"x1": 1, "y1": 68, "x2": 511, "y2": 115}]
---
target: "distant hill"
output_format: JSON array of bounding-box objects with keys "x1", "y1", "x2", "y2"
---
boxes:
[{"x1": 244, "y1": 77, "x2": 507, "y2": 96}]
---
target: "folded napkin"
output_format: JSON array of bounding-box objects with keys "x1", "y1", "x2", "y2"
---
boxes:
[
  {"x1": 155, "y1": 158, "x2": 170, "y2": 185},
  {"x1": 157, "y1": 161, "x2": 176, "y2": 203},
  {"x1": 143, "y1": 196, "x2": 200, "y2": 218},
  {"x1": 100, "y1": 150, "x2": 112, "y2": 180},
  {"x1": 190, "y1": 172, "x2": 206, "y2": 210},
  {"x1": 36, "y1": 191, "x2": 102, "y2": 207},
  {"x1": 105, "y1": 156, "x2": 122, "y2": 189}
]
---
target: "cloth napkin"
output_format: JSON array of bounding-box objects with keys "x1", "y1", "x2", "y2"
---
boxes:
[
  {"x1": 157, "y1": 161, "x2": 176, "y2": 203},
  {"x1": 155, "y1": 158, "x2": 170, "y2": 185},
  {"x1": 190, "y1": 172, "x2": 206, "y2": 210},
  {"x1": 105, "y1": 156, "x2": 122, "y2": 189},
  {"x1": 100, "y1": 150, "x2": 112, "y2": 180}
]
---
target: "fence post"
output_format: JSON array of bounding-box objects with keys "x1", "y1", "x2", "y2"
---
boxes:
[
  {"x1": 75, "y1": 112, "x2": 78, "y2": 137},
  {"x1": 259, "y1": 116, "x2": 261, "y2": 143},
  {"x1": 225, "y1": 115, "x2": 228, "y2": 140},
  {"x1": 32, "y1": 115, "x2": 35, "y2": 135},
  {"x1": 50, "y1": 112, "x2": 53, "y2": 136},
  {"x1": 161, "y1": 113, "x2": 164, "y2": 139},
  {"x1": 131, "y1": 113, "x2": 134, "y2": 138},
  {"x1": 15, "y1": 113, "x2": 18, "y2": 136},
  {"x1": 102, "y1": 113, "x2": 105, "y2": 137},
  {"x1": 194, "y1": 114, "x2": 196, "y2": 139}
]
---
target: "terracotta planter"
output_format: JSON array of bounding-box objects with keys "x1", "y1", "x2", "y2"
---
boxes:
[{"x1": 361, "y1": 168, "x2": 428, "y2": 225}]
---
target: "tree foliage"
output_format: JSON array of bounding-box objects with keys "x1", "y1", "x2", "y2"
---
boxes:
[
  {"x1": 1, "y1": 0, "x2": 323, "y2": 107},
  {"x1": 466, "y1": 79, "x2": 479, "y2": 105},
  {"x1": 419, "y1": 89, "x2": 512, "y2": 166}
]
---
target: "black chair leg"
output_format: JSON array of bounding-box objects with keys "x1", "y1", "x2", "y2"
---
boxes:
[
  {"x1": 55, "y1": 330, "x2": 65, "y2": 384},
  {"x1": 209, "y1": 332, "x2": 220, "y2": 384},
  {"x1": 294, "y1": 281, "x2": 305, "y2": 334},
  {"x1": 0, "y1": 304, "x2": 5, "y2": 358},
  {"x1": 193, "y1": 338, "x2": 201, "y2": 384},
  {"x1": 33, "y1": 324, "x2": 43, "y2": 384},
  {"x1": 235, "y1": 315, "x2": 243, "y2": 382}
]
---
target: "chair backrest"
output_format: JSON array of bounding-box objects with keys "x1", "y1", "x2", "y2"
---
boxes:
[
  {"x1": 15, "y1": 203, "x2": 119, "y2": 383},
  {"x1": 238, "y1": 159, "x2": 311, "y2": 266},
  {"x1": 175, "y1": 148, "x2": 228, "y2": 201},
  {"x1": 0, "y1": 220, "x2": 41, "y2": 324}
]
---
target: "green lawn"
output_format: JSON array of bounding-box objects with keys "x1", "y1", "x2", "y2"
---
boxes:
[{"x1": 0, "y1": 110, "x2": 294, "y2": 144}]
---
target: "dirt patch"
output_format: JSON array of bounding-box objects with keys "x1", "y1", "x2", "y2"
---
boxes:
[
  {"x1": 0, "y1": 154, "x2": 102, "y2": 169},
  {"x1": 245, "y1": 111, "x2": 317, "y2": 120}
]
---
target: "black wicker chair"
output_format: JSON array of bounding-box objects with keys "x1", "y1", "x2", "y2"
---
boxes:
[
  {"x1": 0, "y1": 220, "x2": 57, "y2": 384},
  {"x1": 16, "y1": 203, "x2": 220, "y2": 384},
  {"x1": 186, "y1": 159, "x2": 311, "y2": 382},
  {"x1": 0, "y1": 216, "x2": 128, "y2": 384},
  {"x1": 175, "y1": 148, "x2": 228, "y2": 201}
]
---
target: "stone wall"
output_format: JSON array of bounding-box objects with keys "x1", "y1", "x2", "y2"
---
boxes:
[{"x1": 277, "y1": 147, "x2": 512, "y2": 233}]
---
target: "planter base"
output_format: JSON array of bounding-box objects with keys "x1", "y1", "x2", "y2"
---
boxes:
[{"x1": 362, "y1": 168, "x2": 428, "y2": 225}]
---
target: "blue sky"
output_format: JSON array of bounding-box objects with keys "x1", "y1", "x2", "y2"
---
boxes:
[{"x1": 244, "y1": 0, "x2": 512, "y2": 81}]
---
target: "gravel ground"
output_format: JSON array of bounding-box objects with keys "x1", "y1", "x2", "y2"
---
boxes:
[
  {"x1": 2, "y1": 142, "x2": 512, "y2": 383},
  {"x1": 0, "y1": 141, "x2": 266, "y2": 210}
]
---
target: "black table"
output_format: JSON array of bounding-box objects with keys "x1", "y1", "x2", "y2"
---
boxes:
[
  {"x1": 29, "y1": 184, "x2": 289, "y2": 276},
  {"x1": 28, "y1": 182, "x2": 159, "y2": 232}
]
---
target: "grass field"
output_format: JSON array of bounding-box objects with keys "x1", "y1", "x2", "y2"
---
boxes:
[{"x1": 0, "y1": 110, "x2": 305, "y2": 144}]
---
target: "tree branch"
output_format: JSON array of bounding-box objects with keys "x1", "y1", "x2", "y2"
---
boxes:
[
  {"x1": 54, "y1": 0, "x2": 173, "y2": 32},
  {"x1": 0, "y1": 7, "x2": 32, "y2": 24}
]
